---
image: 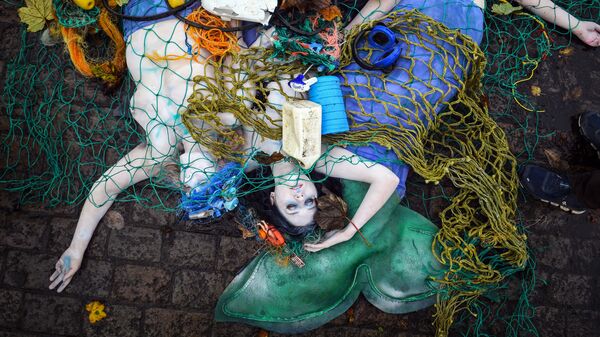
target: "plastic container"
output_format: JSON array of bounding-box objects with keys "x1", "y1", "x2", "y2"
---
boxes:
[{"x1": 308, "y1": 76, "x2": 350, "y2": 135}]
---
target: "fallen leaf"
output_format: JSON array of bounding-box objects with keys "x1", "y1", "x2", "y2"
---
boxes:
[
  {"x1": 254, "y1": 151, "x2": 284, "y2": 165},
  {"x1": 562, "y1": 86, "x2": 582, "y2": 101},
  {"x1": 103, "y1": 210, "x2": 125, "y2": 230},
  {"x1": 531, "y1": 85, "x2": 542, "y2": 97},
  {"x1": 157, "y1": 162, "x2": 181, "y2": 188},
  {"x1": 280, "y1": 0, "x2": 331, "y2": 11},
  {"x1": 588, "y1": 209, "x2": 599, "y2": 224},
  {"x1": 559, "y1": 46, "x2": 574, "y2": 56},
  {"x1": 238, "y1": 225, "x2": 255, "y2": 239},
  {"x1": 315, "y1": 193, "x2": 348, "y2": 231},
  {"x1": 491, "y1": 3, "x2": 522, "y2": 15},
  {"x1": 543, "y1": 148, "x2": 570, "y2": 171},
  {"x1": 347, "y1": 307, "x2": 355, "y2": 324},
  {"x1": 320, "y1": 5, "x2": 342, "y2": 21},
  {"x1": 18, "y1": 0, "x2": 53, "y2": 32}
]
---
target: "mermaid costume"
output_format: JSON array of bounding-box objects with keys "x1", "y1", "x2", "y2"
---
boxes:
[
  {"x1": 216, "y1": 0, "x2": 485, "y2": 333},
  {"x1": 344, "y1": 0, "x2": 484, "y2": 198}
]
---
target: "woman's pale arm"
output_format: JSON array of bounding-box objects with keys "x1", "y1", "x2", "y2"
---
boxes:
[
  {"x1": 515, "y1": 0, "x2": 600, "y2": 47},
  {"x1": 304, "y1": 146, "x2": 399, "y2": 252},
  {"x1": 345, "y1": 0, "x2": 402, "y2": 31}
]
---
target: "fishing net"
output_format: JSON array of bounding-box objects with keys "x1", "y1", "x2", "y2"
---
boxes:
[{"x1": 1, "y1": 0, "x2": 598, "y2": 336}]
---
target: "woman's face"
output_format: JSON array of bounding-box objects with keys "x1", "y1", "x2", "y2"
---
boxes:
[{"x1": 271, "y1": 179, "x2": 318, "y2": 228}]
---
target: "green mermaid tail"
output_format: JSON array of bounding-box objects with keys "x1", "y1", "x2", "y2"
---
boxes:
[{"x1": 215, "y1": 180, "x2": 444, "y2": 333}]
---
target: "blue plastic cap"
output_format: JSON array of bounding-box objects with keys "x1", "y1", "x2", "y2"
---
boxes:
[{"x1": 368, "y1": 24, "x2": 396, "y2": 50}]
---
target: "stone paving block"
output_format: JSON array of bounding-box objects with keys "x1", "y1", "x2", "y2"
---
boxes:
[
  {"x1": 0, "y1": 332, "x2": 42, "y2": 337},
  {"x1": 548, "y1": 273, "x2": 593, "y2": 307},
  {"x1": 358, "y1": 329, "x2": 385, "y2": 337},
  {"x1": 108, "y1": 226, "x2": 162, "y2": 262},
  {"x1": 534, "y1": 306, "x2": 565, "y2": 337},
  {"x1": 49, "y1": 217, "x2": 108, "y2": 258},
  {"x1": 167, "y1": 232, "x2": 216, "y2": 268},
  {"x1": 172, "y1": 270, "x2": 225, "y2": 310},
  {"x1": 0, "y1": 188, "x2": 17, "y2": 210},
  {"x1": 571, "y1": 239, "x2": 600, "y2": 274},
  {"x1": 352, "y1": 298, "x2": 409, "y2": 329},
  {"x1": 21, "y1": 293, "x2": 81, "y2": 335},
  {"x1": 178, "y1": 217, "x2": 240, "y2": 237},
  {"x1": 83, "y1": 305, "x2": 141, "y2": 337},
  {"x1": 3, "y1": 249, "x2": 113, "y2": 296},
  {"x1": 143, "y1": 308, "x2": 211, "y2": 337},
  {"x1": 407, "y1": 308, "x2": 435, "y2": 334},
  {"x1": 593, "y1": 277, "x2": 600, "y2": 310},
  {"x1": 216, "y1": 236, "x2": 261, "y2": 272},
  {"x1": 0, "y1": 4, "x2": 20, "y2": 25},
  {"x1": 522, "y1": 205, "x2": 570, "y2": 234},
  {"x1": 3, "y1": 250, "x2": 56, "y2": 290},
  {"x1": 131, "y1": 199, "x2": 176, "y2": 228},
  {"x1": 0, "y1": 23, "x2": 19, "y2": 61},
  {"x1": 62, "y1": 260, "x2": 113, "y2": 297},
  {"x1": 271, "y1": 326, "x2": 360, "y2": 337},
  {"x1": 563, "y1": 309, "x2": 600, "y2": 337},
  {"x1": 327, "y1": 309, "x2": 352, "y2": 327},
  {"x1": 20, "y1": 202, "x2": 80, "y2": 217},
  {"x1": 0, "y1": 289, "x2": 22, "y2": 328},
  {"x1": 211, "y1": 322, "x2": 258, "y2": 337},
  {"x1": 398, "y1": 331, "x2": 427, "y2": 337},
  {"x1": 0, "y1": 245, "x2": 6, "y2": 277},
  {"x1": 0, "y1": 215, "x2": 47, "y2": 249},
  {"x1": 112, "y1": 265, "x2": 171, "y2": 304},
  {"x1": 0, "y1": 100, "x2": 10, "y2": 131},
  {"x1": 528, "y1": 233, "x2": 572, "y2": 270}
]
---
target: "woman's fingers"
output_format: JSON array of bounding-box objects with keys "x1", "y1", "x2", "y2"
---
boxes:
[
  {"x1": 303, "y1": 244, "x2": 323, "y2": 252},
  {"x1": 49, "y1": 258, "x2": 64, "y2": 283},
  {"x1": 56, "y1": 276, "x2": 73, "y2": 293},
  {"x1": 49, "y1": 273, "x2": 64, "y2": 290},
  {"x1": 49, "y1": 269, "x2": 61, "y2": 282}
]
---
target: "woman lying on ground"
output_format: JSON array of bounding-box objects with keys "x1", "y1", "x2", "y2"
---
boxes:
[
  {"x1": 49, "y1": 0, "x2": 599, "y2": 297},
  {"x1": 215, "y1": 0, "x2": 486, "y2": 333},
  {"x1": 216, "y1": 0, "x2": 599, "y2": 333}
]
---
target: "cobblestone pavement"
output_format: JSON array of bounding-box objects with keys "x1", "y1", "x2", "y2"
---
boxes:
[{"x1": 1, "y1": 4, "x2": 600, "y2": 337}]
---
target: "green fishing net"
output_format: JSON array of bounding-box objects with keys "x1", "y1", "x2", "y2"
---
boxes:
[{"x1": 1, "y1": 0, "x2": 598, "y2": 336}]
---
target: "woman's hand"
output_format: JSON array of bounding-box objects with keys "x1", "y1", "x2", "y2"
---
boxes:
[
  {"x1": 49, "y1": 247, "x2": 83, "y2": 293},
  {"x1": 573, "y1": 21, "x2": 600, "y2": 47},
  {"x1": 304, "y1": 227, "x2": 357, "y2": 252}
]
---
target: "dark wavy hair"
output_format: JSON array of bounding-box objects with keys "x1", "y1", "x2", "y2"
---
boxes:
[{"x1": 241, "y1": 166, "x2": 343, "y2": 238}]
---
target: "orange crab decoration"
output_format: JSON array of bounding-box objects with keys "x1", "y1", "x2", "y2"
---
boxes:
[{"x1": 257, "y1": 220, "x2": 286, "y2": 247}]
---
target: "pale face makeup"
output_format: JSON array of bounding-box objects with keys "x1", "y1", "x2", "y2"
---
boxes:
[{"x1": 271, "y1": 177, "x2": 318, "y2": 228}]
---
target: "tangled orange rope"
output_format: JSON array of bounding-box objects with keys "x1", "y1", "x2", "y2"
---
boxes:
[
  {"x1": 59, "y1": 8, "x2": 126, "y2": 88},
  {"x1": 185, "y1": 8, "x2": 240, "y2": 61}
]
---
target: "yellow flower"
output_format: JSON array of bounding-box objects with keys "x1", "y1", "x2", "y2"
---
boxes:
[{"x1": 85, "y1": 301, "x2": 107, "y2": 324}]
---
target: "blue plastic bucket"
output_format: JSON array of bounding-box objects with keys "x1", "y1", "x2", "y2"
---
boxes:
[{"x1": 308, "y1": 76, "x2": 349, "y2": 135}]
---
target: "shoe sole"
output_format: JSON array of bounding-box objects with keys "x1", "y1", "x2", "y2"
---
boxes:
[
  {"x1": 540, "y1": 198, "x2": 586, "y2": 215},
  {"x1": 578, "y1": 114, "x2": 600, "y2": 159}
]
